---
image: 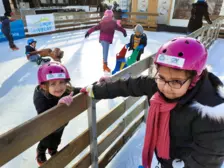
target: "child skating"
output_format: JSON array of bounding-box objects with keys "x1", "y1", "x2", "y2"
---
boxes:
[
  {"x1": 85, "y1": 10, "x2": 127, "y2": 73},
  {"x1": 126, "y1": 24, "x2": 147, "y2": 62},
  {"x1": 25, "y1": 38, "x2": 51, "y2": 65}
]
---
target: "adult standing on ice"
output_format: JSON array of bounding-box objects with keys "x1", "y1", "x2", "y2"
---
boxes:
[
  {"x1": 187, "y1": 0, "x2": 212, "y2": 34},
  {"x1": 85, "y1": 10, "x2": 127, "y2": 73},
  {"x1": 81, "y1": 37, "x2": 224, "y2": 168},
  {"x1": 0, "y1": 0, "x2": 19, "y2": 51}
]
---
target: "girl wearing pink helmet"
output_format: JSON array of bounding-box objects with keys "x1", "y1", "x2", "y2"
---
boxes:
[
  {"x1": 85, "y1": 9, "x2": 127, "y2": 73},
  {"x1": 81, "y1": 37, "x2": 224, "y2": 168},
  {"x1": 33, "y1": 62, "x2": 81, "y2": 166}
]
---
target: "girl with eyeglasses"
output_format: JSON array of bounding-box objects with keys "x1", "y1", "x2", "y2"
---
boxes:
[{"x1": 81, "y1": 37, "x2": 224, "y2": 168}]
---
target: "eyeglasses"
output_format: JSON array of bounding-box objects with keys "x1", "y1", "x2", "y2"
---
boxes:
[{"x1": 154, "y1": 77, "x2": 190, "y2": 89}]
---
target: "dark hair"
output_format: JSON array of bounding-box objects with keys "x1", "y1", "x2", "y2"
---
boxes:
[
  {"x1": 156, "y1": 65, "x2": 197, "y2": 79},
  {"x1": 186, "y1": 70, "x2": 197, "y2": 79}
]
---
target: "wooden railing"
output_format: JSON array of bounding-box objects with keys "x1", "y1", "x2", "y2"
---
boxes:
[
  {"x1": 26, "y1": 12, "x2": 102, "y2": 37},
  {"x1": 121, "y1": 12, "x2": 159, "y2": 31},
  {"x1": 187, "y1": 16, "x2": 224, "y2": 48},
  {"x1": 0, "y1": 16, "x2": 223, "y2": 168}
]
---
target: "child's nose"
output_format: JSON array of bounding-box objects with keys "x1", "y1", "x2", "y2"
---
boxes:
[{"x1": 163, "y1": 82, "x2": 172, "y2": 92}]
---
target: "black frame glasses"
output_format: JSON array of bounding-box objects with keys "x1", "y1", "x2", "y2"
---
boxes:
[{"x1": 154, "y1": 77, "x2": 190, "y2": 89}]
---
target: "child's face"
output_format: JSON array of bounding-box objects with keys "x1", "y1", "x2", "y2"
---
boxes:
[
  {"x1": 156, "y1": 66, "x2": 192, "y2": 99},
  {"x1": 31, "y1": 42, "x2": 36, "y2": 48},
  {"x1": 135, "y1": 32, "x2": 141, "y2": 37},
  {"x1": 47, "y1": 80, "x2": 67, "y2": 97}
]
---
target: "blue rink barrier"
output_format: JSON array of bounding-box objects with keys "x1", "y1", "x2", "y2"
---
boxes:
[{"x1": 0, "y1": 19, "x2": 25, "y2": 42}]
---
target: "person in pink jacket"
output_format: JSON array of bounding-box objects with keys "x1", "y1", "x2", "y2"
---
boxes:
[{"x1": 85, "y1": 10, "x2": 127, "y2": 73}]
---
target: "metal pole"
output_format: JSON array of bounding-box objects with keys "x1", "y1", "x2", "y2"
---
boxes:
[
  {"x1": 144, "y1": 57, "x2": 153, "y2": 122},
  {"x1": 87, "y1": 98, "x2": 99, "y2": 168},
  {"x1": 144, "y1": 96, "x2": 149, "y2": 123}
]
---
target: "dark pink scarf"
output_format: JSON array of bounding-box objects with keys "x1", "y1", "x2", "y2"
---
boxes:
[{"x1": 142, "y1": 92, "x2": 177, "y2": 168}]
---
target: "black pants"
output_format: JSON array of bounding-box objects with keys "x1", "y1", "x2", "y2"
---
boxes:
[
  {"x1": 37, "y1": 126, "x2": 65, "y2": 153},
  {"x1": 1, "y1": 26, "x2": 15, "y2": 48}
]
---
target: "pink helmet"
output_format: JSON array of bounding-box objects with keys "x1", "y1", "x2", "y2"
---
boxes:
[
  {"x1": 38, "y1": 62, "x2": 70, "y2": 84},
  {"x1": 104, "y1": 10, "x2": 114, "y2": 17},
  {"x1": 154, "y1": 37, "x2": 207, "y2": 76}
]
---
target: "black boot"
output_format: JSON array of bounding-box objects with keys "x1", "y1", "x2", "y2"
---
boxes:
[
  {"x1": 42, "y1": 58, "x2": 51, "y2": 63},
  {"x1": 36, "y1": 57, "x2": 42, "y2": 65},
  {"x1": 48, "y1": 148, "x2": 58, "y2": 156},
  {"x1": 36, "y1": 149, "x2": 47, "y2": 166}
]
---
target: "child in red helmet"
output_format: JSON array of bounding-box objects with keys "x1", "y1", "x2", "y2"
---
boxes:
[
  {"x1": 81, "y1": 37, "x2": 224, "y2": 168},
  {"x1": 85, "y1": 10, "x2": 127, "y2": 73},
  {"x1": 33, "y1": 62, "x2": 81, "y2": 166}
]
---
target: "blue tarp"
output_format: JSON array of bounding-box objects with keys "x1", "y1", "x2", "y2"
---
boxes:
[{"x1": 0, "y1": 19, "x2": 25, "y2": 42}]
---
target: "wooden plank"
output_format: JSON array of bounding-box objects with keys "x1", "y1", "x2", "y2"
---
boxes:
[
  {"x1": 53, "y1": 12, "x2": 100, "y2": 17},
  {"x1": 54, "y1": 17, "x2": 101, "y2": 24},
  {"x1": 97, "y1": 97, "x2": 141, "y2": 136},
  {"x1": 111, "y1": 56, "x2": 154, "y2": 82},
  {"x1": 98, "y1": 115, "x2": 144, "y2": 168},
  {"x1": 148, "y1": 0, "x2": 158, "y2": 24},
  {"x1": 98, "y1": 99, "x2": 145, "y2": 155},
  {"x1": 72, "y1": 153, "x2": 91, "y2": 168},
  {"x1": 55, "y1": 20, "x2": 100, "y2": 29},
  {"x1": 125, "y1": 12, "x2": 159, "y2": 17},
  {"x1": 26, "y1": 23, "x2": 98, "y2": 37},
  {"x1": 73, "y1": 99, "x2": 145, "y2": 168},
  {"x1": 45, "y1": 97, "x2": 138, "y2": 168},
  {"x1": 0, "y1": 94, "x2": 88, "y2": 166},
  {"x1": 41, "y1": 130, "x2": 90, "y2": 168}
]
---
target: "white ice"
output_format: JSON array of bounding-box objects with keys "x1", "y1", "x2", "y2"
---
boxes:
[{"x1": 0, "y1": 29, "x2": 223, "y2": 168}]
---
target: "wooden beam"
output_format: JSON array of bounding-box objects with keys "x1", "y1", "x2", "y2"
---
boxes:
[
  {"x1": 97, "y1": 97, "x2": 141, "y2": 136},
  {"x1": 72, "y1": 98, "x2": 145, "y2": 168},
  {"x1": 41, "y1": 96, "x2": 140, "y2": 167},
  {"x1": 41, "y1": 129, "x2": 90, "y2": 168},
  {"x1": 98, "y1": 100, "x2": 145, "y2": 155},
  {"x1": 148, "y1": 0, "x2": 158, "y2": 25},
  {"x1": 98, "y1": 115, "x2": 144, "y2": 168},
  {"x1": 0, "y1": 94, "x2": 87, "y2": 167},
  {"x1": 125, "y1": 12, "x2": 159, "y2": 16}
]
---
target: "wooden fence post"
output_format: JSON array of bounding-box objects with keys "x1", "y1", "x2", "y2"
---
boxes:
[{"x1": 87, "y1": 98, "x2": 99, "y2": 168}]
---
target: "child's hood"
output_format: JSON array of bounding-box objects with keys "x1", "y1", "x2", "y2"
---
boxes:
[{"x1": 187, "y1": 72, "x2": 224, "y2": 121}]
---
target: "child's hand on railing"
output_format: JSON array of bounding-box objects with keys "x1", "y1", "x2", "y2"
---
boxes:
[
  {"x1": 80, "y1": 85, "x2": 94, "y2": 98},
  {"x1": 98, "y1": 76, "x2": 112, "y2": 84},
  {"x1": 58, "y1": 92, "x2": 73, "y2": 106}
]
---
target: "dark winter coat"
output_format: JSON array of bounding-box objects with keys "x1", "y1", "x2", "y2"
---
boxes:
[
  {"x1": 97, "y1": 3, "x2": 108, "y2": 13},
  {"x1": 129, "y1": 33, "x2": 147, "y2": 53},
  {"x1": 33, "y1": 85, "x2": 81, "y2": 151},
  {"x1": 33, "y1": 86, "x2": 81, "y2": 115},
  {"x1": 92, "y1": 72, "x2": 224, "y2": 168},
  {"x1": 187, "y1": 2, "x2": 212, "y2": 33}
]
